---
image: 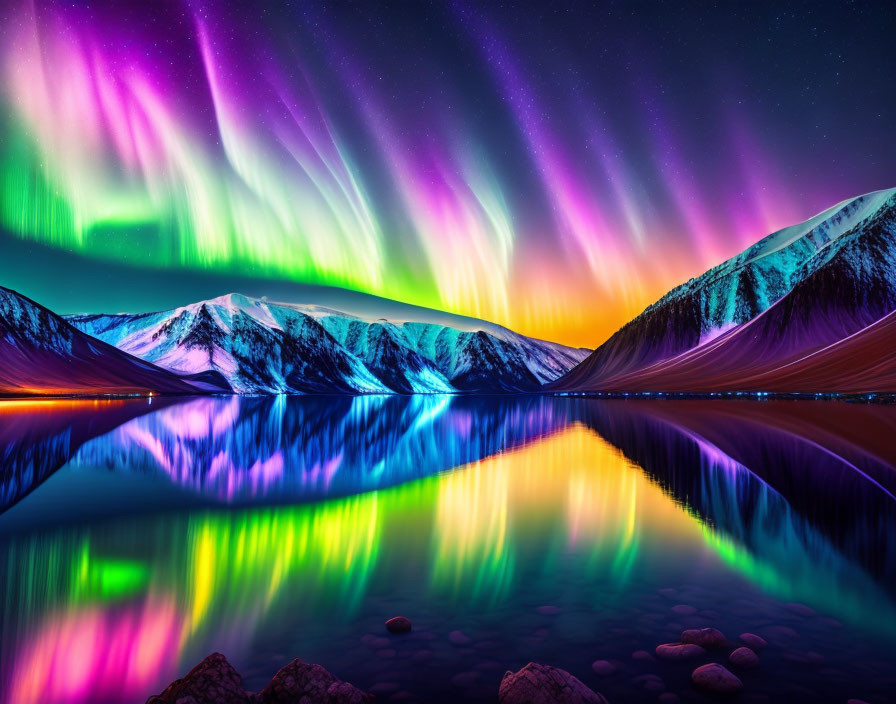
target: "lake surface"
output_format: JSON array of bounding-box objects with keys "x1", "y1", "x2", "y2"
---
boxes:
[{"x1": 1, "y1": 395, "x2": 895, "y2": 704}]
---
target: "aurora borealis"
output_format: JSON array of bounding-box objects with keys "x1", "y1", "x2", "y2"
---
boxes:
[{"x1": 1, "y1": 1, "x2": 894, "y2": 345}]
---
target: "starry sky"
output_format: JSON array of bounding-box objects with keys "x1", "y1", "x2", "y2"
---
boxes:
[{"x1": 1, "y1": 0, "x2": 894, "y2": 347}]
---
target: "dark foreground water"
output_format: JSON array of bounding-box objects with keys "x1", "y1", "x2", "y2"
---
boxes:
[{"x1": 1, "y1": 396, "x2": 895, "y2": 704}]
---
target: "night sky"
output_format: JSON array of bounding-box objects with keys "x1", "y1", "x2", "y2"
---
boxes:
[{"x1": 1, "y1": 0, "x2": 894, "y2": 346}]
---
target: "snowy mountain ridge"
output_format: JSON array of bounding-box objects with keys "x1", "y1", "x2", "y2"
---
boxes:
[
  {"x1": 554, "y1": 186, "x2": 896, "y2": 393},
  {"x1": 649, "y1": 187, "x2": 896, "y2": 328},
  {"x1": 69, "y1": 294, "x2": 589, "y2": 394}
]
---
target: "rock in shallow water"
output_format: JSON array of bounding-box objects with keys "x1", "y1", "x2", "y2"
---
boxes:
[
  {"x1": 385, "y1": 616, "x2": 412, "y2": 634},
  {"x1": 499, "y1": 663, "x2": 609, "y2": 704},
  {"x1": 739, "y1": 633, "x2": 767, "y2": 650},
  {"x1": 145, "y1": 653, "x2": 373, "y2": 704},
  {"x1": 448, "y1": 629, "x2": 472, "y2": 646},
  {"x1": 729, "y1": 647, "x2": 759, "y2": 669},
  {"x1": 784, "y1": 602, "x2": 816, "y2": 617},
  {"x1": 681, "y1": 627, "x2": 727, "y2": 649},
  {"x1": 691, "y1": 663, "x2": 743, "y2": 695},
  {"x1": 590, "y1": 660, "x2": 617, "y2": 677},
  {"x1": 632, "y1": 674, "x2": 665, "y2": 692},
  {"x1": 655, "y1": 643, "x2": 706, "y2": 661}
]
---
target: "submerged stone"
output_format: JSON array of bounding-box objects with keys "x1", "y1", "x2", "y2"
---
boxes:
[
  {"x1": 655, "y1": 643, "x2": 706, "y2": 660},
  {"x1": 681, "y1": 627, "x2": 727, "y2": 649},
  {"x1": 590, "y1": 660, "x2": 617, "y2": 677},
  {"x1": 691, "y1": 663, "x2": 743, "y2": 695},
  {"x1": 633, "y1": 673, "x2": 665, "y2": 692},
  {"x1": 739, "y1": 633, "x2": 767, "y2": 650},
  {"x1": 385, "y1": 616, "x2": 412, "y2": 634},
  {"x1": 729, "y1": 647, "x2": 760, "y2": 668},
  {"x1": 448, "y1": 629, "x2": 472, "y2": 646}
]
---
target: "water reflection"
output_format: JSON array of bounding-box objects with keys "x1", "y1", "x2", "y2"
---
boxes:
[
  {"x1": 580, "y1": 400, "x2": 896, "y2": 591},
  {"x1": 1, "y1": 396, "x2": 895, "y2": 703},
  {"x1": 0, "y1": 398, "x2": 175, "y2": 511},
  {"x1": 52, "y1": 395, "x2": 572, "y2": 509}
]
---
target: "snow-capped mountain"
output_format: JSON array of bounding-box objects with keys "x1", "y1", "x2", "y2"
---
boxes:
[
  {"x1": 68, "y1": 293, "x2": 589, "y2": 394},
  {"x1": 555, "y1": 187, "x2": 896, "y2": 393},
  {"x1": 0, "y1": 286, "x2": 230, "y2": 396}
]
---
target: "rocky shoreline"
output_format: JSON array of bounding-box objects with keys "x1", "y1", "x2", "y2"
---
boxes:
[
  {"x1": 145, "y1": 617, "x2": 877, "y2": 704},
  {"x1": 145, "y1": 653, "x2": 610, "y2": 704}
]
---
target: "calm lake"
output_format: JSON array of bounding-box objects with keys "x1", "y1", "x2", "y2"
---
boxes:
[{"x1": 1, "y1": 396, "x2": 895, "y2": 704}]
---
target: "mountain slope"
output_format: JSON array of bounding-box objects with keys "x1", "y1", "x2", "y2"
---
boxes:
[
  {"x1": 0, "y1": 286, "x2": 230, "y2": 396},
  {"x1": 69, "y1": 294, "x2": 589, "y2": 394},
  {"x1": 555, "y1": 187, "x2": 896, "y2": 393}
]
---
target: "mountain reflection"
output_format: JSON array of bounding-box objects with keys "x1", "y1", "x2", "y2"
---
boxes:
[
  {"x1": 70, "y1": 395, "x2": 576, "y2": 505},
  {"x1": 1, "y1": 396, "x2": 896, "y2": 703},
  {"x1": 579, "y1": 400, "x2": 896, "y2": 591},
  {"x1": 0, "y1": 397, "x2": 176, "y2": 511}
]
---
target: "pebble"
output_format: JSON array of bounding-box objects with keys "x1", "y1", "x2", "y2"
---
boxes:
[
  {"x1": 729, "y1": 646, "x2": 759, "y2": 668},
  {"x1": 739, "y1": 632, "x2": 767, "y2": 650},
  {"x1": 632, "y1": 650, "x2": 654, "y2": 661},
  {"x1": 410, "y1": 650, "x2": 432, "y2": 663},
  {"x1": 385, "y1": 616, "x2": 412, "y2": 634},
  {"x1": 784, "y1": 602, "x2": 816, "y2": 617},
  {"x1": 760, "y1": 625, "x2": 799, "y2": 642},
  {"x1": 783, "y1": 651, "x2": 824, "y2": 665},
  {"x1": 448, "y1": 630, "x2": 472, "y2": 646},
  {"x1": 671, "y1": 604, "x2": 697, "y2": 616},
  {"x1": 633, "y1": 674, "x2": 665, "y2": 692},
  {"x1": 591, "y1": 660, "x2": 618, "y2": 676},
  {"x1": 655, "y1": 643, "x2": 706, "y2": 661},
  {"x1": 681, "y1": 627, "x2": 727, "y2": 649},
  {"x1": 691, "y1": 663, "x2": 743, "y2": 694}
]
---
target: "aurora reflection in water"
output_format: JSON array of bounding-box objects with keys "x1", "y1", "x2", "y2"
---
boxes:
[{"x1": 1, "y1": 396, "x2": 895, "y2": 703}]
